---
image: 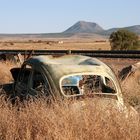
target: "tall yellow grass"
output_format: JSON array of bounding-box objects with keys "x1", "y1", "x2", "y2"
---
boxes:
[
  {"x1": 0, "y1": 60, "x2": 140, "y2": 140},
  {"x1": 0, "y1": 96, "x2": 139, "y2": 140}
]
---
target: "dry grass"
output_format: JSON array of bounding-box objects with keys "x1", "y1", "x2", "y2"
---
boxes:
[
  {"x1": 0, "y1": 40, "x2": 110, "y2": 50},
  {"x1": 0, "y1": 97, "x2": 139, "y2": 140},
  {"x1": 0, "y1": 59, "x2": 140, "y2": 140},
  {"x1": 0, "y1": 62, "x2": 14, "y2": 84},
  {"x1": 121, "y1": 74, "x2": 140, "y2": 108}
]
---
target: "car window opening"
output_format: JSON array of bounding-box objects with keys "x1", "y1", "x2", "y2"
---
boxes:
[
  {"x1": 32, "y1": 70, "x2": 50, "y2": 96},
  {"x1": 61, "y1": 75, "x2": 116, "y2": 97},
  {"x1": 18, "y1": 65, "x2": 31, "y2": 85}
]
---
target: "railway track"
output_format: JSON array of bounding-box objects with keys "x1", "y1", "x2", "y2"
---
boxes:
[{"x1": 0, "y1": 50, "x2": 140, "y2": 59}]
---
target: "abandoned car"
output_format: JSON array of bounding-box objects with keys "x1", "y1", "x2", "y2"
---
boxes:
[{"x1": 10, "y1": 55, "x2": 125, "y2": 105}]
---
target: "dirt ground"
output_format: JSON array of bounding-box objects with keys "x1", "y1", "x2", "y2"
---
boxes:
[{"x1": 0, "y1": 40, "x2": 110, "y2": 50}]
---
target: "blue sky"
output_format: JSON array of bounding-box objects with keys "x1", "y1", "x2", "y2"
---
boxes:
[{"x1": 0, "y1": 0, "x2": 140, "y2": 33}]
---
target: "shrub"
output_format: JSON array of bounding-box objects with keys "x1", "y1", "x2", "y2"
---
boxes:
[{"x1": 109, "y1": 29, "x2": 139, "y2": 50}]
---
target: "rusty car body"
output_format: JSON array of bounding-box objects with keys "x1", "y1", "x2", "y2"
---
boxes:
[{"x1": 10, "y1": 55, "x2": 125, "y2": 105}]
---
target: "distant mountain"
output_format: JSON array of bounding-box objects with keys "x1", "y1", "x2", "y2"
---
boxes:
[
  {"x1": 63, "y1": 21, "x2": 104, "y2": 34},
  {"x1": 0, "y1": 21, "x2": 140, "y2": 39},
  {"x1": 102, "y1": 25, "x2": 140, "y2": 35},
  {"x1": 63, "y1": 21, "x2": 140, "y2": 36},
  {"x1": 124, "y1": 25, "x2": 140, "y2": 34}
]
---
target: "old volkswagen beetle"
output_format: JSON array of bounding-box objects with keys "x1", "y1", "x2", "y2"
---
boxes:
[{"x1": 10, "y1": 55, "x2": 124, "y2": 105}]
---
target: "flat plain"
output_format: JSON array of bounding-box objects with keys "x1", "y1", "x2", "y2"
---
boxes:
[{"x1": 0, "y1": 39, "x2": 110, "y2": 50}]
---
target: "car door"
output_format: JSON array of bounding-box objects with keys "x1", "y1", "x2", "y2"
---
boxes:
[{"x1": 14, "y1": 64, "x2": 32, "y2": 100}]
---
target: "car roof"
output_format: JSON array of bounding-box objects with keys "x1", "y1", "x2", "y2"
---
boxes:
[
  {"x1": 27, "y1": 55, "x2": 104, "y2": 66},
  {"x1": 25, "y1": 55, "x2": 122, "y2": 102},
  {"x1": 26, "y1": 55, "x2": 116, "y2": 81}
]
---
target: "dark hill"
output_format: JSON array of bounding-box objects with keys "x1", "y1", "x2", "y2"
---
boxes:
[{"x1": 63, "y1": 21, "x2": 104, "y2": 34}]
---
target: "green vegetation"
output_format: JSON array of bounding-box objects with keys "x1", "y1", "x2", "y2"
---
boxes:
[{"x1": 109, "y1": 29, "x2": 139, "y2": 50}]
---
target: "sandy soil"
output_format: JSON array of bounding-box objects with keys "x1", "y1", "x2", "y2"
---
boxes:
[{"x1": 0, "y1": 40, "x2": 110, "y2": 50}]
